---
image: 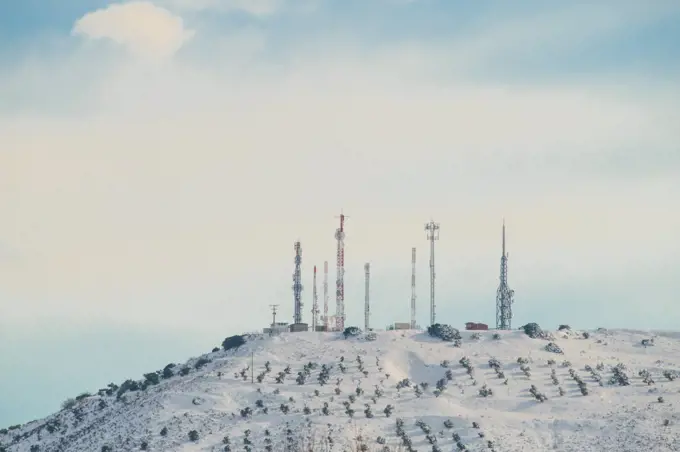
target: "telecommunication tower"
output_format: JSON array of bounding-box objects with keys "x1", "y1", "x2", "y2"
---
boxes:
[
  {"x1": 311, "y1": 265, "x2": 319, "y2": 331},
  {"x1": 334, "y1": 212, "x2": 348, "y2": 331},
  {"x1": 364, "y1": 263, "x2": 370, "y2": 331},
  {"x1": 496, "y1": 220, "x2": 515, "y2": 330},
  {"x1": 425, "y1": 220, "x2": 439, "y2": 326},
  {"x1": 292, "y1": 241, "x2": 304, "y2": 324},
  {"x1": 410, "y1": 247, "x2": 416, "y2": 329},
  {"x1": 323, "y1": 261, "x2": 329, "y2": 330},
  {"x1": 269, "y1": 304, "x2": 279, "y2": 328}
]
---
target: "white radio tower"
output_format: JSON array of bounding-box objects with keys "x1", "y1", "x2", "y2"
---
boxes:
[
  {"x1": 410, "y1": 247, "x2": 416, "y2": 329},
  {"x1": 364, "y1": 263, "x2": 370, "y2": 331},
  {"x1": 425, "y1": 220, "x2": 439, "y2": 326}
]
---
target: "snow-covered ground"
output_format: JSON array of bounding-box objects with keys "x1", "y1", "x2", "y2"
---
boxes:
[{"x1": 1, "y1": 327, "x2": 679, "y2": 451}]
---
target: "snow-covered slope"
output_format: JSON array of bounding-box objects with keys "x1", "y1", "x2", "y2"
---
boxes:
[{"x1": 2, "y1": 327, "x2": 679, "y2": 452}]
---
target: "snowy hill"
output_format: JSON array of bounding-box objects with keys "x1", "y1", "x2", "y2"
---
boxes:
[{"x1": 1, "y1": 327, "x2": 679, "y2": 452}]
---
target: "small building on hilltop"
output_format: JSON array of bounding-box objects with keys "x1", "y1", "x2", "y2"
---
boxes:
[
  {"x1": 263, "y1": 322, "x2": 290, "y2": 335},
  {"x1": 289, "y1": 323, "x2": 309, "y2": 333},
  {"x1": 394, "y1": 322, "x2": 411, "y2": 330},
  {"x1": 465, "y1": 322, "x2": 489, "y2": 331}
]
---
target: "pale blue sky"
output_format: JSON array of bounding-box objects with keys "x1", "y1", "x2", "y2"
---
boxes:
[{"x1": 1, "y1": 0, "x2": 679, "y2": 427}]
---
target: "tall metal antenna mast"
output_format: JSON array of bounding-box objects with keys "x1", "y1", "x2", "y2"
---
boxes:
[
  {"x1": 364, "y1": 263, "x2": 370, "y2": 331},
  {"x1": 323, "y1": 261, "x2": 329, "y2": 330},
  {"x1": 334, "y1": 212, "x2": 348, "y2": 332},
  {"x1": 425, "y1": 220, "x2": 440, "y2": 326},
  {"x1": 292, "y1": 241, "x2": 303, "y2": 324},
  {"x1": 269, "y1": 304, "x2": 279, "y2": 328},
  {"x1": 496, "y1": 219, "x2": 515, "y2": 329},
  {"x1": 410, "y1": 247, "x2": 417, "y2": 329},
  {"x1": 311, "y1": 265, "x2": 319, "y2": 331}
]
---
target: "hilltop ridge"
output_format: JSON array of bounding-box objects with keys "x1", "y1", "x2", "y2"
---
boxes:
[{"x1": 1, "y1": 326, "x2": 679, "y2": 452}]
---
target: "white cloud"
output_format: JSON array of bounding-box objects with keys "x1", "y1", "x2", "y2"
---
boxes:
[
  {"x1": 160, "y1": 0, "x2": 285, "y2": 15},
  {"x1": 72, "y1": 1, "x2": 195, "y2": 59}
]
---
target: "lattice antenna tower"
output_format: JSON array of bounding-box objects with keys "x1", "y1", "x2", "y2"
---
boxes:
[
  {"x1": 323, "y1": 261, "x2": 329, "y2": 330},
  {"x1": 410, "y1": 247, "x2": 417, "y2": 329},
  {"x1": 496, "y1": 219, "x2": 515, "y2": 330},
  {"x1": 292, "y1": 241, "x2": 304, "y2": 324},
  {"x1": 425, "y1": 220, "x2": 440, "y2": 326},
  {"x1": 334, "y1": 212, "x2": 348, "y2": 331},
  {"x1": 269, "y1": 304, "x2": 279, "y2": 328},
  {"x1": 311, "y1": 265, "x2": 319, "y2": 330},
  {"x1": 364, "y1": 263, "x2": 370, "y2": 331}
]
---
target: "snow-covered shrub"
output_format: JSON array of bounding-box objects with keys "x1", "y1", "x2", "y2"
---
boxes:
[
  {"x1": 529, "y1": 385, "x2": 547, "y2": 402},
  {"x1": 582, "y1": 332, "x2": 590, "y2": 339},
  {"x1": 222, "y1": 335, "x2": 246, "y2": 351},
  {"x1": 194, "y1": 357, "x2": 211, "y2": 370},
  {"x1": 478, "y1": 384, "x2": 493, "y2": 397},
  {"x1": 384, "y1": 404, "x2": 394, "y2": 417},
  {"x1": 441, "y1": 360, "x2": 451, "y2": 368},
  {"x1": 521, "y1": 323, "x2": 544, "y2": 339},
  {"x1": 639, "y1": 369, "x2": 654, "y2": 385},
  {"x1": 492, "y1": 333, "x2": 501, "y2": 340},
  {"x1": 544, "y1": 342, "x2": 564, "y2": 354},
  {"x1": 610, "y1": 363, "x2": 630, "y2": 386},
  {"x1": 343, "y1": 326, "x2": 362, "y2": 339},
  {"x1": 663, "y1": 370, "x2": 677, "y2": 381},
  {"x1": 160, "y1": 427, "x2": 168, "y2": 436},
  {"x1": 444, "y1": 419, "x2": 454, "y2": 429},
  {"x1": 470, "y1": 332, "x2": 481, "y2": 341},
  {"x1": 188, "y1": 430, "x2": 199, "y2": 442},
  {"x1": 427, "y1": 324, "x2": 462, "y2": 342},
  {"x1": 641, "y1": 338, "x2": 655, "y2": 347},
  {"x1": 364, "y1": 331, "x2": 377, "y2": 341},
  {"x1": 558, "y1": 324, "x2": 571, "y2": 331}
]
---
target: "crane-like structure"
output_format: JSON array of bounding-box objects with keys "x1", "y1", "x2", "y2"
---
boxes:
[
  {"x1": 495, "y1": 220, "x2": 515, "y2": 330},
  {"x1": 311, "y1": 265, "x2": 319, "y2": 330},
  {"x1": 410, "y1": 247, "x2": 417, "y2": 329},
  {"x1": 323, "y1": 261, "x2": 329, "y2": 330},
  {"x1": 335, "y1": 212, "x2": 348, "y2": 331},
  {"x1": 292, "y1": 241, "x2": 304, "y2": 324},
  {"x1": 425, "y1": 220, "x2": 439, "y2": 326},
  {"x1": 364, "y1": 263, "x2": 370, "y2": 331}
]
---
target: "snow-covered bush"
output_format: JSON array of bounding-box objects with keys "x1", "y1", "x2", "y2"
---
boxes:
[
  {"x1": 544, "y1": 342, "x2": 563, "y2": 354},
  {"x1": 610, "y1": 363, "x2": 630, "y2": 386},
  {"x1": 222, "y1": 335, "x2": 246, "y2": 351},
  {"x1": 427, "y1": 323, "x2": 462, "y2": 342},
  {"x1": 478, "y1": 384, "x2": 493, "y2": 397},
  {"x1": 521, "y1": 323, "x2": 544, "y2": 339},
  {"x1": 364, "y1": 331, "x2": 377, "y2": 341},
  {"x1": 529, "y1": 385, "x2": 548, "y2": 402},
  {"x1": 188, "y1": 430, "x2": 199, "y2": 442},
  {"x1": 641, "y1": 338, "x2": 655, "y2": 347},
  {"x1": 343, "y1": 326, "x2": 362, "y2": 339},
  {"x1": 558, "y1": 324, "x2": 571, "y2": 331}
]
